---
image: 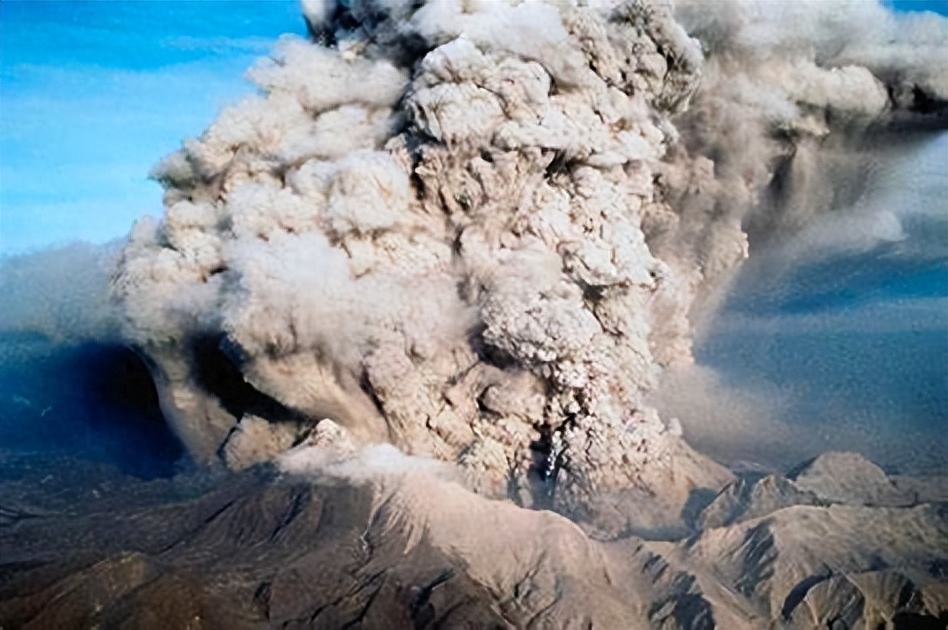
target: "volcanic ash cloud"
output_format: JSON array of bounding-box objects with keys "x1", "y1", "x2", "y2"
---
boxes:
[{"x1": 111, "y1": 0, "x2": 947, "y2": 526}]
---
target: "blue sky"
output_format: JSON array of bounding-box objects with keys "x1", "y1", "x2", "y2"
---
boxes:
[
  {"x1": 0, "y1": 0, "x2": 304, "y2": 255},
  {"x1": 886, "y1": 0, "x2": 948, "y2": 14}
]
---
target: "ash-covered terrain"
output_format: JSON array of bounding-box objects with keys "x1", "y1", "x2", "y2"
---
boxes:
[
  {"x1": 1, "y1": 0, "x2": 946, "y2": 628},
  {"x1": 2, "y1": 449, "x2": 947, "y2": 629}
]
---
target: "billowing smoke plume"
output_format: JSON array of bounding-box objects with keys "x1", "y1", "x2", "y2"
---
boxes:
[
  {"x1": 111, "y1": 0, "x2": 946, "y2": 523},
  {"x1": 671, "y1": 0, "x2": 945, "y2": 246}
]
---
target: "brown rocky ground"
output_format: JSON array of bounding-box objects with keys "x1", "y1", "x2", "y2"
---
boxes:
[{"x1": 1, "y1": 449, "x2": 945, "y2": 630}]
